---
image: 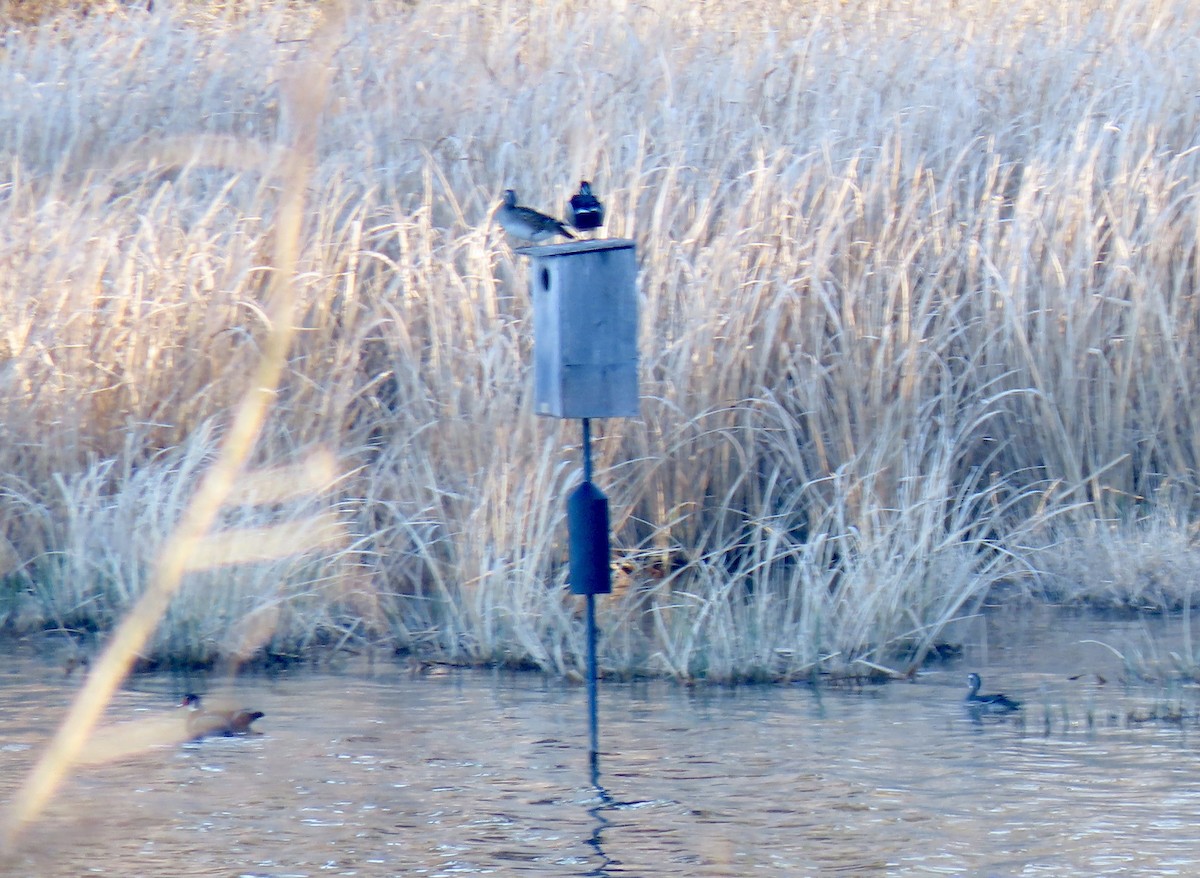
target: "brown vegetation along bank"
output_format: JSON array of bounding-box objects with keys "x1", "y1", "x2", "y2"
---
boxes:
[{"x1": 2, "y1": 0, "x2": 1200, "y2": 683}]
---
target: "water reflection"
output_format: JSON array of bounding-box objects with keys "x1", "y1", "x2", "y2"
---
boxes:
[
  {"x1": 2, "y1": 609, "x2": 1200, "y2": 875},
  {"x1": 584, "y1": 769, "x2": 615, "y2": 877}
]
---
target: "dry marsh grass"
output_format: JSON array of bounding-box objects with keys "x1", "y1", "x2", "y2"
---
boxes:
[{"x1": 1, "y1": 0, "x2": 1200, "y2": 685}]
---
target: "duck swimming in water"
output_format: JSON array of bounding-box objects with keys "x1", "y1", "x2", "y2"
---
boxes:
[
  {"x1": 964, "y1": 673, "x2": 1021, "y2": 713},
  {"x1": 180, "y1": 693, "x2": 265, "y2": 739}
]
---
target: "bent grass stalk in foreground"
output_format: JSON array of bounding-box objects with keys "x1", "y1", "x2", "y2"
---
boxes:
[{"x1": 0, "y1": 5, "x2": 346, "y2": 848}]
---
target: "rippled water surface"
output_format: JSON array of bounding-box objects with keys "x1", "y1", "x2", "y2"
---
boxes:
[{"x1": 5, "y1": 609, "x2": 1200, "y2": 876}]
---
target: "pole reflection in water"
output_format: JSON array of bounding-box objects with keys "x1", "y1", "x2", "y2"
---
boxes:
[{"x1": 584, "y1": 758, "x2": 617, "y2": 877}]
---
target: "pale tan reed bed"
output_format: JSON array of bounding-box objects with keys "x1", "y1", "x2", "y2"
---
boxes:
[{"x1": 1, "y1": 0, "x2": 1200, "y2": 685}]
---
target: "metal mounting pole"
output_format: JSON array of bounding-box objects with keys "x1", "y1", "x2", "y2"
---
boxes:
[
  {"x1": 581, "y1": 417, "x2": 599, "y2": 772},
  {"x1": 582, "y1": 417, "x2": 594, "y2": 483}
]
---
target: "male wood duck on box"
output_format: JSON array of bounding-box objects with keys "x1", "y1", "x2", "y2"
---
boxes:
[{"x1": 180, "y1": 693, "x2": 265, "y2": 739}]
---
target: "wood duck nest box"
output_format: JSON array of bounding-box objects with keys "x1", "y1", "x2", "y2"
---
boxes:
[{"x1": 516, "y1": 238, "x2": 639, "y2": 420}]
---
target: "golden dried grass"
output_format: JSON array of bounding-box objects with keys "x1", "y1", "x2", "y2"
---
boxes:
[{"x1": 0, "y1": 0, "x2": 1198, "y2": 688}]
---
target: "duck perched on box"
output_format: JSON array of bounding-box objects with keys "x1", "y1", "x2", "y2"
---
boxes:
[
  {"x1": 495, "y1": 189, "x2": 576, "y2": 243},
  {"x1": 566, "y1": 180, "x2": 605, "y2": 231}
]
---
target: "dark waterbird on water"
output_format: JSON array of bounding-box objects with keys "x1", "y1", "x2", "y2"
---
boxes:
[
  {"x1": 180, "y1": 693, "x2": 265, "y2": 739},
  {"x1": 964, "y1": 673, "x2": 1022, "y2": 713}
]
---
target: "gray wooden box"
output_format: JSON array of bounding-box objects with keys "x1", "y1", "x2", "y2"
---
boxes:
[{"x1": 517, "y1": 238, "x2": 639, "y2": 419}]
